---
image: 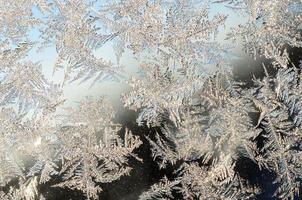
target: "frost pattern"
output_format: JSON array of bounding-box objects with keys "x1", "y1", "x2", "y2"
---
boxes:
[{"x1": 0, "y1": 0, "x2": 302, "y2": 200}]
